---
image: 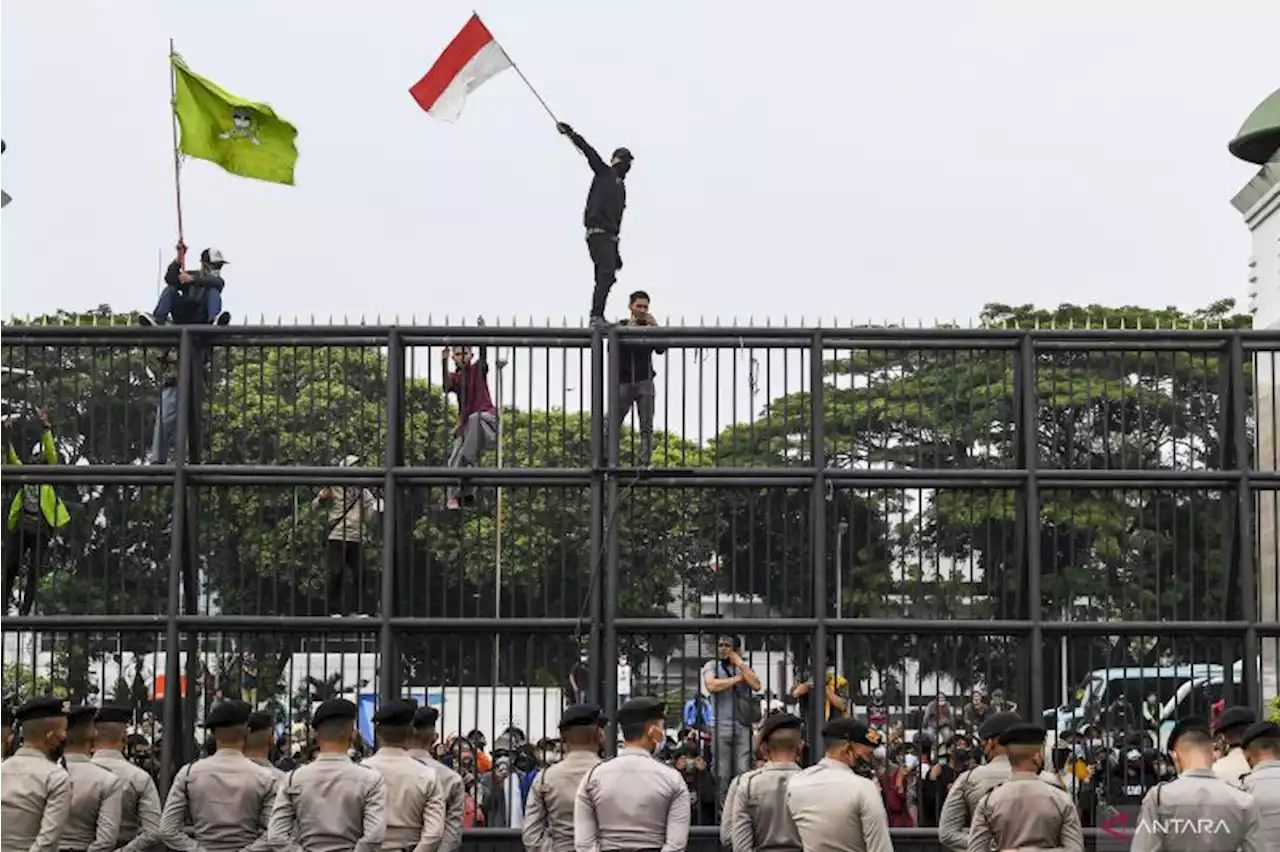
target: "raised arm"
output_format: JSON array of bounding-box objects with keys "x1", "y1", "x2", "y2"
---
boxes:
[{"x1": 557, "y1": 123, "x2": 608, "y2": 175}]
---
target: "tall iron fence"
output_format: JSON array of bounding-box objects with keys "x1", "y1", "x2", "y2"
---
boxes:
[{"x1": 3, "y1": 319, "x2": 1280, "y2": 842}]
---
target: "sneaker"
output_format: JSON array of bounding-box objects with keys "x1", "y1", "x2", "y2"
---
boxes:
[
  {"x1": 589, "y1": 316, "x2": 611, "y2": 329},
  {"x1": 138, "y1": 313, "x2": 158, "y2": 327},
  {"x1": 212, "y1": 311, "x2": 231, "y2": 326}
]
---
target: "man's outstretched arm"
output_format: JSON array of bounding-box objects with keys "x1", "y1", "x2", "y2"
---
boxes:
[{"x1": 557, "y1": 123, "x2": 609, "y2": 175}]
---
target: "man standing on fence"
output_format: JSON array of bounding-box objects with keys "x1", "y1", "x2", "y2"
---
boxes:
[
  {"x1": 522, "y1": 704, "x2": 603, "y2": 852},
  {"x1": 409, "y1": 706, "x2": 465, "y2": 852},
  {"x1": 312, "y1": 455, "x2": 379, "y2": 616},
  {"x1": 4, "y1": 406, "x2": 71, "y2": 616},
  {"x1": 555, "y1": 122, "x2": 633, "y2": 323},
  {"x1": 92, "y1": 705, "x2": 162, "y2": 852},
  {"x1": 614, "y1": 292, "x2": 663, "y2": 467},
  {"x1": 0, "y1": 696, "x2": 72, "y2": 852},
  {"x1": 441, "y1": 326, "x2": 497, "y2": 510},
  {"x1": 59, "y1": 706, "x2": 124, "y2": 852},
  {"x1": 701, "y1": 635, "x2": 762, "y2": 811}
]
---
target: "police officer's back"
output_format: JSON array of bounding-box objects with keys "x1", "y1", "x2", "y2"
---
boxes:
[
  {"x1": 785, "y1": 718, "x2": 892, "y2": 852},
  {"x1": 362, "y1": 700, "x2": 445, "y2": 852},
  {"x1": 91, "y1": 704, "x2": 162, "y2": 852},
  {"x1": 1240, "y1": 721, "x2": 1280, "y2": 851},
  {"x1": 522, "y1": 704, "x2": 603, "y2": 852},
  {"x1": 0, "y1": 696, "x2": 73, "y2": 852},
  {"x1": 159, "y1": 700, "x2": 279, "y2": 852},
  {"x1": 407, "y1": 707, "x2": 464, "y2": 852},
  {"x1": 573, "y1": 697, "x2": 690, "y2": 852},
  {"x1": 244, "y1": 712, "x2": 285, "y2": 778},
  {"x1": 268, "y1": 698, "x2": 387, "y2": 852},
  {"x1": 59, "y1": 706, "x2": 124, "y2": 852},
  {"x1": 1214, "y1": 707, "x2": 1257, "y2": 791},
  {"x1": 938, "y1": 711, "x2": 1064, "y2": 852},
  {"x1": 1131, "y1": 717, "x2": 1262, "y2": 852},
  {"x1": 966, "y1": 723, "x2": 1082, "y2": 852},
  {"x1": 728, "y1": 712, "x2": 804, "y2": 852}
]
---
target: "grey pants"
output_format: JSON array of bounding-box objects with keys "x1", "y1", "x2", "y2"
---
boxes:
[
  {"x1": 615, "y1": 379, "x2": 655, "y2": 465},
  {"x1": 148, "y1": 386, "x2": 179, "y2": 464},
  {"x1": 447, "y1": 411, "x2": 498, "y2": 501},
  {"x1": 712, "y1": 724, "x2": 753, "y2": 810}
]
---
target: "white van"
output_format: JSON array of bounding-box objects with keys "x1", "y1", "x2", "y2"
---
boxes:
[{"x1": 1046, "y1": 664, "x2": 1225, "y2": 735}]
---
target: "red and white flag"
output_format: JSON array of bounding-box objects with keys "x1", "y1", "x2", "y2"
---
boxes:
[{"x1": 410, "y1": 14, "x2": 512, "y2": 122}]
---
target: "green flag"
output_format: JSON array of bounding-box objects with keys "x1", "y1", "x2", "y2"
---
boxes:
[{"x1": 171, "y1": 55, "x2": 298, "y2": 186}]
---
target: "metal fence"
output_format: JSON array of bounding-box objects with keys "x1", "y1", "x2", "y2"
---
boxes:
[{"x1": 3, "y1": 319, "x2": 1280, "y2": 843}]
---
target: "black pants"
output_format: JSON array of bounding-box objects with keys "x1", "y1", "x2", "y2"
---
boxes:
[
  {"x1": 587, "y1": 232, "x2": 621, "y2": 318},
  {"x1": 4, "y1": 527, "x2": 47, "y2": 615},
  {"x1": 325, "y1": 539, "x2": 372, "y2": 615}
]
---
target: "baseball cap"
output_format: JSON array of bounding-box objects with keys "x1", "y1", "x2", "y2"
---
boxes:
[{"x1": 201, "y1": 248, "x2": 229, "y2": 266}]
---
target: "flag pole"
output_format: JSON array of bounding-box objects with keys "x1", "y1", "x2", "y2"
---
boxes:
[
  {"x1": 478, "y1": 13, "x2": 557, "y2": 123},
  {"x1": 168, "y1": 38, "x2": 186, "y2": 247}
]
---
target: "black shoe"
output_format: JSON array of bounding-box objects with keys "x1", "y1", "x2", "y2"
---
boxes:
[
  {"x1": 213, "y1": 311, "x2": 231, "y2": 326},
  {"x1": 138, "y1": 313, "x2": 158, "y2": 327}
]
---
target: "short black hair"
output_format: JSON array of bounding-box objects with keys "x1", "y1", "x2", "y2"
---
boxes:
[
  {"x1": 562, "y1": 725, "x2": 598, "y2": 747},
  {"x1": 377, "y1": 724, "x2": 411, "y2": 746},
  {"x1": 1174, "y1": 729, "x2": 1214, "y2": 750},
  {"x1": 315, "y1": 718, "x2": 352, "y2": 742},
  {"x1": 629, "y1": 291, "x2": 650, "y2": 304},
  {"x1": 619, "y1": 720, "x2": 649, "y2": 742}
]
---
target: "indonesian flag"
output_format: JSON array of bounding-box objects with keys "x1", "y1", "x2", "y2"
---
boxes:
[{"x1": 410, "y1": 14, "x2": 512, "y2": 122}]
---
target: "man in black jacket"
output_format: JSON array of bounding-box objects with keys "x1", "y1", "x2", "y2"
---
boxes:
[
  {"x1": 139, "y1": 241, "x2": 231, "y2": 326},
  {"x1": 555, "y1": 122, "x2": 633, "y2": 322},
  {"x1": 614, "y1": 290, "x2": 664, "y2": 466}
]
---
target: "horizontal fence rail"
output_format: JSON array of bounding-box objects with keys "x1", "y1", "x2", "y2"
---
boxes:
[{"x1": 3, "y1": 320, "x2": 1279, "y2": 842}]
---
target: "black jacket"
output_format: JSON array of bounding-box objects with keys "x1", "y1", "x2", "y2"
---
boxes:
[
  {"x1": 617, "y1": 319, "x2": 665, "y2": 383},
  {"x1": 567, "y1": 130, "x2": 626, "y2": 235},
  {"x1": 163, "y1": 261, "x2": 224, "y2": 325}
]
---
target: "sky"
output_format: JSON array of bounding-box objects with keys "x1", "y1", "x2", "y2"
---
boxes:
[{"x1": 2, "y1": 1, "x2": 1276, "y2": 328}]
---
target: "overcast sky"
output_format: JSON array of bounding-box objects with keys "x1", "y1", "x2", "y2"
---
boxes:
[{"x1": 1, "y1": 1, "x2": 1276, "y2": 326}]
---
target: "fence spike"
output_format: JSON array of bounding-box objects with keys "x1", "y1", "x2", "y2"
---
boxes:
[{"x1": 1136, "y1": 316, "x2": 1143, "y2": 330}]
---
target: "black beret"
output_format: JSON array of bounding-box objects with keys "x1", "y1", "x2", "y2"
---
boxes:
[
  {"x1": 1240, "y1": 721, "x2": 1280, "y2": 749},
  {"x1": 1214, "y1": 706, "x2": 1256, "y2": 736},
  {"x1": 1168, "y1": 716, "x2": 1212, "y2": 750},
  {"x1": 204, "y1": 700, "x2": 251, "y2": 730},
  {"x1": 95, "y1": 704, "x2": 132, "y2": 725},
  {"x1": 822, "y1": 717, "x2": 881, "y2": 748},
  {"x1": 413, "y1": 706, "x2": 440, "y2": 728},
  {"x1": 312, "y1": 698, "x2": 358, "y2": 728},
  {"x1": 374, "y1": 699, "x2": 418, "y2": 727},
  {"x1": 759, "y1": 712, "x2": 803, "y2": 743},
  {"x1": 247, "y1": 712, "x2": 274, "y2": 734},
  {"x1": 559, "y1": 703, "x2": 603, "y2": 730},
  {"x1": 997, "y1": 723, "x2": 1045, "y2": 747},
  {"x1": 67, "y1": 705, "x2": 98, "y2": 729},
  {"x1": 15, "y1": 696, "x2": 69, "y2": 723},
  {"x1": 616, "y1": 697, "x2": 665, "y2": 726},
  {"x1": 978, "y1": 711, "x2": 1022, "y2": 741}
]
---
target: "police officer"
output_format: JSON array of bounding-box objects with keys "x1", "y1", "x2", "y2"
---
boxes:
[
  {"x1": 786, "y1": 717, "x2": 891, "y2": 852},
  {"x1": 722, "y1": 738, "x2": 770, "y2": 847},
  {"x1": 159, "y1": 699, "x2": 279, "y2": 852},
  {"x1": 938, "y1": 711, "x2": 1063, "y2": 852},
  {"x1": 1130, "y1": 716, "x2": 1262, "y2": 852},
  {"x1": 1240, "y1": 721, "x2": 1280, "y2": 845},
  {"x1": 0, "y1": 696, "x2": 72, "y2": 852},
  {"x1": 245, "y1": 712, "x2": 283, "y2": 777},
  {"x1": 2, "y1": 705, "x2": 13, "y2": 758},
  {"x1": 408, "y1": 706, "x2": 464, "y2": 852},
  {"x1": 522, "y1": 704, "x2": 604, "y2": 852},
  {"x1": 268, "y1": 698, "x2": 387, "y2": 852},
  {"x1": 573, "y1": 696, "x2": 690, "y2": 852},
  {"x1": 1214, "y1": 706, "x2": 1256, "y2": 790},
  {"x1": 966, "y1": 723, "x2": 1083, "y2": 852},
  {"x1": 728, "y1": 712, "x2": 804, "y2": 852},
  {"x1": 59, "y1": 705, "x2": 124, "y2": 852},
  {"x1": 91, "y1": 705, "x2": 162, "y2": 852},
  {"x1": 363, "y1": 699, "x2": 445, "y2": 852}
]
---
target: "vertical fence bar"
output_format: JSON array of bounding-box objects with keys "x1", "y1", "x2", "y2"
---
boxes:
[
  {"x1": 602, "y1": 325, "x2": 622, "y2": 752},
  {"x1": 1231, "y1": 333, "x2": 1260, "y2": 707},
  {"x1": 1020, "y1": 333, "x2": 1045, "y2": 717},
  {"x1": 160, "y1": 327, "x2": 193, "y2": 790},
  {"x1": 809, "y1": 330, "x2": 828, "y2": 744},
  {"x1": 588, "y1": 325, "x2": 606, "y2": 741},
  {"x1": 380, "y1": 329, "x2": 404, "y2": 702},
  {"x1": 1219, "y1": 340, "x2": 1241, "y2": 700}
]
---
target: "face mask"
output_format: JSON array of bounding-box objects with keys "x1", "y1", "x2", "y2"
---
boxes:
[
  {"x1": 1089, "y1": 738, "x2": 1103, "y2": 748},
  {"x1": 904, "y1": 754, "x2": 920, "y2": 771},
  {"x1": 954, "y1": 748, "x2": 970, "y2": 763},
  {"x1": 50, "y1": 739, "x2": 67, "y2": 762}
]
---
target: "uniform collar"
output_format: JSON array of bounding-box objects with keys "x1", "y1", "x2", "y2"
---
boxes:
[
  {"x1": 93, "y1": 749, "x2": 125, "y2": 760},
  {"x1": 762, "y1": 760, "x2": 801, "y2": 771},
  {"x1": 65, "y1": 752, "x2": 93, "y2": 763},
  {"x1": 211, "y1": 747, "x2": 245, "y2": 758},
  {"x1": 1251, "y1": 759, "x2": 1280, "y2": 771},
  {"x1": 987, "y1": 755, "x2": 1010, "y2": 767},
  {"x1": 819, "y1": 757, "x2": 853, "y2": 772},
  {"x1": 377, "y1": 746, "x2": 408, "y2": 756},
  {"x1": 1009, "y1": 770, "x2": 1041, "y2": 780},
  {"x1": 619, "y1": 746, "x2": 654, "y2": 758},
  {"x1": 15, "y1": 747, "x2": 52, "y2": 761},
  {"x1": 407, "y1": 748, "x2": 431, "y2": 760},
  {"x1": 315, "y1": 753, "x2": 352, "y2": 762},
  {"x1": 1180, "y1": 768, "x2": 1217, "y2": 778},
  {"x1": 562, "y1": 751, "x2": 600, "y2": 764},
  {"x1": 251, "y1": 757, "x2": 274, "y2": 765}
]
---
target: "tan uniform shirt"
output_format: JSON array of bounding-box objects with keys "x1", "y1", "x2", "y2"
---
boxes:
[
  {"x1": 938, "y1": 755, "x2": 1064, "y2": 852},
  {"x1": 408, "y1": 750, "x2": 464, "y2": 852},
  {"x1": 0, "y1": 747, "x2": 73, "y2": 852},
  {"x1": 1130, "y1": 768, "x2": 1262, "y2": 852},
  {"x1": 250, "y1": 758, "x2": 285, "y2": 778},
  {"x1": 1241, "y1": 761, "x2": 1280, "y2": 852},
  {"x1": 60, "y1": 754, "x2": 124, "y2": 852},
  {"x1": 363, "y1": 747, "x2": 444, "y2": 852},
  {"x1": 966, "y1": 772, "x2": 1083, "y2": 852},
  {"x1": 159, "y1": 749, "x2": 279, "y2": 852},
  {"x1": 268, "y1": 753, "x2": 387, "y2": 852},
  {"x1": 1215, "y1": 747, "x2": 1253, "y2": 790},
  {"x1": 93, "y1": 749, "x2": 162, "y2": 852},
  {"x1": 785, "y1": 758, "x2": 892, "y2": 852},
  {"x1": 729, "y1": 762, "x2": 803, "y2": 852},
  {"x1": 523, "y1": 753, "x2": 601, "y2": 852},
  {"x1": 720, "y1": 775, "x2": 742, "y2": 847},
  {"x1": 573, "y1": 747, "x2": 691, "y2": 852}
]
